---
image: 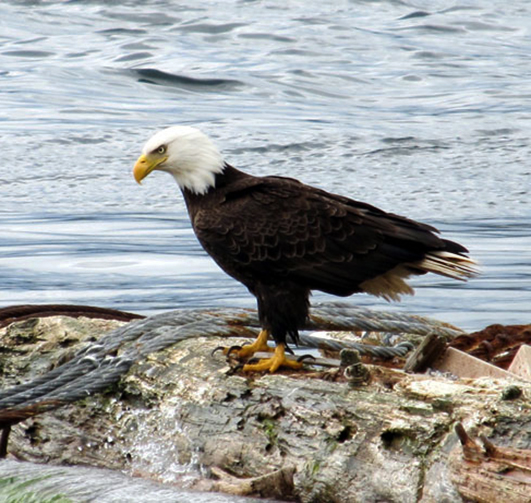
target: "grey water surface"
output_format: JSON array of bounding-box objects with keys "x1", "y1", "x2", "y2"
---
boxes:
[{"x1": 1, "y1": 1, "x2": 531, "y2": 332}]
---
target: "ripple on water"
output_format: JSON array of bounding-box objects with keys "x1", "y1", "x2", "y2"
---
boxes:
[
  {"x1": 128, "y1": 68, "x2": 245, "y2": 91},
  {"x1": 2, "y1": 49, "x2": 55, "y2": 58},
  {"x1": 1, "y1": 0, "x2": 531, "y2": 330}
]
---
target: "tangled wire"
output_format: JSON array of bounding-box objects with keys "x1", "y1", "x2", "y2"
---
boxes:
[{"x1": 0, "y1": 303, "x2": 465, "y2": 455}]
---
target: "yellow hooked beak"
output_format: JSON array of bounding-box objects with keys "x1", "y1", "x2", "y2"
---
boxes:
[{"x1": 133, "y1": 154, "x2": 168, "y2": 184}]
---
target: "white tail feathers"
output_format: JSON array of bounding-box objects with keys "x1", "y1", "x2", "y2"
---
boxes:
[{"x1": 417, "y1": 251, "x2": 479, "y2": 281}]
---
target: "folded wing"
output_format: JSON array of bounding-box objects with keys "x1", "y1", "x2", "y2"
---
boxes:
[{"x1": 193, "y1": 176, "x2": 477, "y2": 301}]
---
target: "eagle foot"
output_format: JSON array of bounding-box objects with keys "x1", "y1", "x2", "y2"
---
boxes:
[
  {"x1": 242, "y1": 344, "x2": 303, "y2": 373},
  {"x1": 215, "y1": 329, "x2": 274, "y2": 362}
]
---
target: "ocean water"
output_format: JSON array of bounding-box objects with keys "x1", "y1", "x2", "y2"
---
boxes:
[{"x1": 2, "y1": 0, "x2": 531, "y2": 333}]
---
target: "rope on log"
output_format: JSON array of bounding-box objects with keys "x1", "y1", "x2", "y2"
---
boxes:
[
  {"x1": 0, "y1": 303, "x2": 465, "y2": 423},
  {"x1": 299, "y1": 334, "x2": 415, "y2": 359}
]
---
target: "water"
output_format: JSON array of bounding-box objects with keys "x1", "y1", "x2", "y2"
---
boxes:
[{"x1": 2, "y1": 0, "x2": 531, "y2": 334}]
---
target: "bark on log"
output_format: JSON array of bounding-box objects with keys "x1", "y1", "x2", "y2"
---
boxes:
[{"x1": 1, "y1": 314, "x2": 530, "y2": 503}]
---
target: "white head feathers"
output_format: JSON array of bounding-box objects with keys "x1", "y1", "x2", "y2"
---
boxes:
[{"x1": 140, "y1": 126, "x2": 225, "y2": 195}]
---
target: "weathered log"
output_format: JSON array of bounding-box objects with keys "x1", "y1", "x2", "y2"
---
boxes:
[
  {"x1": 450, "y1": 423, "x2": 531, "y2": 503},
  {"x1": 1, "y1": 313, "x2": 530, "y2": 502},
  {"x1": 0, "y1": 303, "x2": 143, "y2": 329}
]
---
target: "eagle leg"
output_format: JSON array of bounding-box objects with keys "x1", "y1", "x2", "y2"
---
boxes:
[
  {"x1": 242, "y1": 343, "x2": 303, "y2": 373},
  {"x1": 223, "y1": 329, "x2": 274, "y2": 359}
]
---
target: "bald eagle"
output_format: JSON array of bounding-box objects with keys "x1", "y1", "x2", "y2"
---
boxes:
[{"x1": 134, "y1": 126, "x2": 477, "y2": 372}]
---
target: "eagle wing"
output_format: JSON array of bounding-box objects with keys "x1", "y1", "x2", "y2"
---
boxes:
[{"x1": 193, "y1": 176, "x2": 469, "y2": 299}]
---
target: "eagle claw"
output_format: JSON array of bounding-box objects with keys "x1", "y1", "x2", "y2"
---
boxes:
[
  {"x1": 212, "y1": 344, "x2": 245, "y2": 358},
  {"x1": 225, "y1": 362, "x2": 245, "y2": 376},
  {"x1": 211, "y1": 346, "x2": 228, "y2": 356},
  {"x1": 297, "y1": 354, "x2": 316, "y2": 363},
  {"x1": 225, "y1": 345, "x2": 243, "y2": 357}
]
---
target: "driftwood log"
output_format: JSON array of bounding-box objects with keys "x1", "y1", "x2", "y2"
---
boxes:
[{"x1": 0, "y1": 307, "x2": 530, "y2": 502}]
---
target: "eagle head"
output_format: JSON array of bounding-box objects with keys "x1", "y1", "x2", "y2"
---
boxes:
[{"x1": 133, "y1": 126, "x2": 225, "y2": 195}]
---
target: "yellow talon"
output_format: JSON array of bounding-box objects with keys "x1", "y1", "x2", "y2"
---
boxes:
[
  {"x1": 224, "y1": 329, "x2": 273, "y2": 359},
  {"x1": 218, "y1": 331, "x2": 302, "y2": 373},
  {"x1": 242, "y1": 344, "x2": 303, "y2": 373}
]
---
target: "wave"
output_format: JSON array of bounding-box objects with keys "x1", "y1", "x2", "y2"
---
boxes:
[{"x1": 129, "y1": 68, "x2": 244, "y2": 91}]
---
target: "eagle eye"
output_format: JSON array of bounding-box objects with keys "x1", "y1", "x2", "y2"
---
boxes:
[{"x1": 157, "y1": 145, "x2": 166, "y2": 155}]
